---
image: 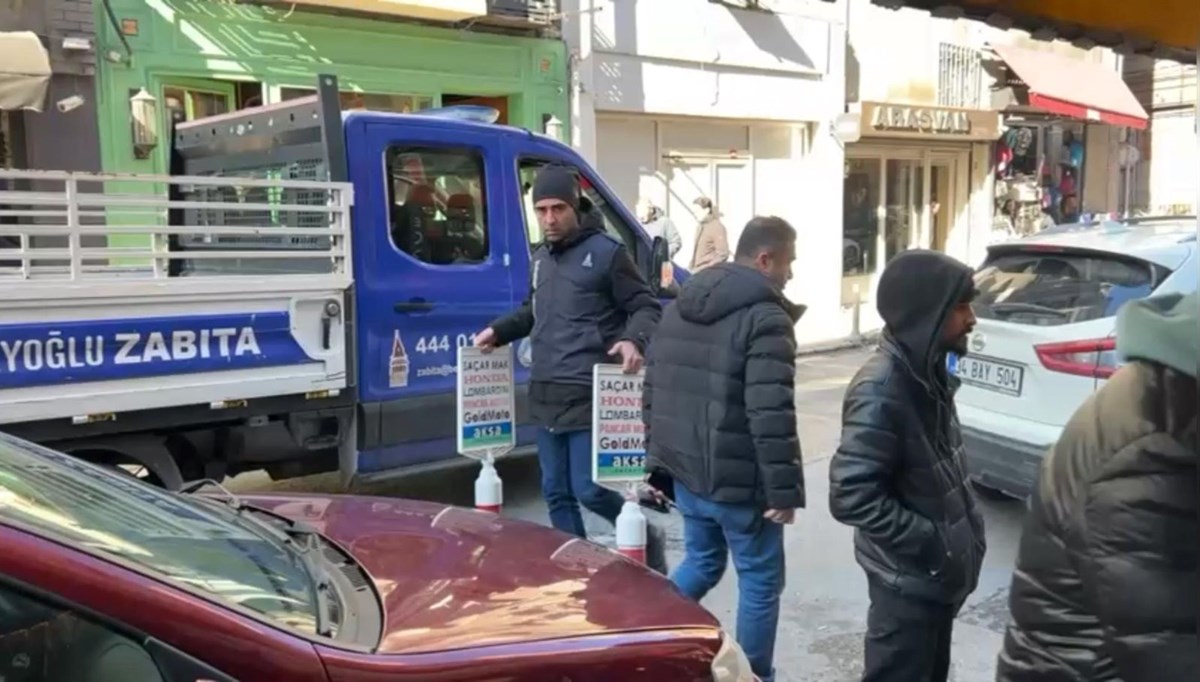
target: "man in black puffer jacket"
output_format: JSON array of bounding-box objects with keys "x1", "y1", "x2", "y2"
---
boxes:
[
  {"x1": 644, "y1": 216, "x2": 805, "y2": 682},
  {"x1": 998, "y1": 291, "x2": 1197, "y2": 681},
  {"x1": 829, "y1": 250, "x2": 986, "y2": 682}
]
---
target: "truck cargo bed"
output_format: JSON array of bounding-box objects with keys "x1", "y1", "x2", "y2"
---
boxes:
[{"x1": 0, "y1": 169, "x2": 353, "y2": 426}]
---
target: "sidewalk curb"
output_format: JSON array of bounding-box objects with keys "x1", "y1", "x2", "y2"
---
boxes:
[{"x1": 795, "y1": 332, "x2": 880, "y2": 358}]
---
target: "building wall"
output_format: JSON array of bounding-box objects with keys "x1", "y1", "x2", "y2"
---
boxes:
[
  {"x1": 1125, "y1": 56, "x2": 1197, "y2": 215},
  {"x1": 563, "y1": 0, "x2": 847, "y2": 346},
  {"x1": 0, "y1": 0, "x2": 100, "y2": 172},
  {"x1": 95, "y1": 0, "x2": 569, "y2": 175},
  {"x1": 848, "y1": 0, "x2": 1120, "y2": 109}
]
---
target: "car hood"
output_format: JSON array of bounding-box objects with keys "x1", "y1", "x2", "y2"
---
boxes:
[{"x1": 243, "y1": 494, "x2": 719, "y2": 654}]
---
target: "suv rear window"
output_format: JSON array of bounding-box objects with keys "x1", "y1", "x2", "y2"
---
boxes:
[{"x1": 973, "y1": 248, "x2": 1170, "y2": 326}]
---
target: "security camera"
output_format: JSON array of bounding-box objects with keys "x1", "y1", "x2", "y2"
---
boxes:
[{"x1": 56, "y1": 95, "x2": 84, "y2": 113}]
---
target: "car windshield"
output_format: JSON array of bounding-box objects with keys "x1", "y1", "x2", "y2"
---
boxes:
[{"x1": 0, "y1": 433, "x2": 320, "y2": 634}]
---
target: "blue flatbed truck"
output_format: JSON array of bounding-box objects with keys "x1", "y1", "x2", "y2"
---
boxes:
[{"x1": 0, "y1": 75, "x2": 678, "y2": 489}]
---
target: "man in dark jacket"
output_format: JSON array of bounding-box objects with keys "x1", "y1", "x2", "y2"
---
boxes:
[
  {"x1": 643, "y1": 216, "x2": 805, "y2": 682},
  {"x1": 998, "y1": 291, "x2": 1197, "y2": 682},
  {"x1": 829, "y1": 250, "x2": 986, "y2": 682},
  {"x1": 475, "y1": 165, "x2": 666, "y2": 572}
]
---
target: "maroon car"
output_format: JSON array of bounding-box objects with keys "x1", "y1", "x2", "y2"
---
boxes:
[{"x1": 0, "y1": 433, "x2": 757, "y2": 681}]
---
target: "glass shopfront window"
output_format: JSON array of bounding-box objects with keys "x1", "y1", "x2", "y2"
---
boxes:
[{"x1": 842, "y1": 149, "x2": 966, "y2": 279}]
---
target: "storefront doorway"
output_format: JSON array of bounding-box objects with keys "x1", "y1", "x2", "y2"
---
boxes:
[
  {"x1": 841, "y1": 145, "x2": 970, "y2": 313},
  {"x1": 663, "y1": 155, "x2": 753, "y2": 267}
]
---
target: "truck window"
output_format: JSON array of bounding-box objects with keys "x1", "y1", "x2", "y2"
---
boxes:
[
  {"x1": 517, "y1": 159, "x2": 638, "y2": 254},
  {"x1": 386, "y1": 146, "x2": 489, "y2": 265}
]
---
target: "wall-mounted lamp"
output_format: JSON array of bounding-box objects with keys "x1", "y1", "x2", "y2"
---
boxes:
[
  {"x1": 130, "y1": 88, "x2": 159, "y2": 159},
  {"x1": 543, "y1": 114, "x2": 564, "y2": 141}
]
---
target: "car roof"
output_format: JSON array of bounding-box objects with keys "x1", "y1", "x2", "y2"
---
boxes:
[{"x1": 993, "y1": 217, "x2": 1197, "y2": 269}]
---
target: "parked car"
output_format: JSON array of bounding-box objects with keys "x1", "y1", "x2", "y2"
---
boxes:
[
  {"x1": 0, "y1": 432, "x2": 754, "y2": 681},
  {"x1": 956, "y1": 217, "x2": 1197, "y2": 498}
]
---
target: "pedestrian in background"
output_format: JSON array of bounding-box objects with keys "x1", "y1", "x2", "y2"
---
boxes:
[
  {"x1": 998, "y1": 291, "x2": 1197, "y2": 682},
  {"x1": 643, "y1": 216, "x2": 805, "y2": 682},
  {"x1": 690, "y1": 197, "x2": 730, "y2": 272},
  {"x1": 636, "y1": 198, "x2": 683, "y2": 259},
  {"x1": 475, "y1": 165, "x2": 668, "y2": 573},
  {"x1": 829, "y1": 250, "x2": 986, "y2": 682}
]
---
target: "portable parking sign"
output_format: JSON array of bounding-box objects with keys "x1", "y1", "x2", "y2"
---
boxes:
[
  {"x1": 456, "y1": 346, "x2": 516, "y2": 459},
  {"x1": 591, "y1": 364, "x2": 646, "y2": 488}
]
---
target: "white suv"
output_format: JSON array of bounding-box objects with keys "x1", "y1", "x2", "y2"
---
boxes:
[{"x1": 954, "y1": 217, "x2": 1197, "y2": 498}]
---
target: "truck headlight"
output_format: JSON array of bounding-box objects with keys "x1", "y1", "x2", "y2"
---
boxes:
[{"x1": 711, "y1": 631, "x2": 757, "y2": 682}]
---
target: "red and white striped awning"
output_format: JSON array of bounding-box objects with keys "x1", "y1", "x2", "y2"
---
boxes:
[{"x1": 991, "y1": 43, "x2": 1149, "y2": 129}]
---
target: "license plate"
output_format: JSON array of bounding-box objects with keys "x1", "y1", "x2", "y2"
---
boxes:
[{"x1": 957, "y1": 355, "x2": 1025, "y2": 396}]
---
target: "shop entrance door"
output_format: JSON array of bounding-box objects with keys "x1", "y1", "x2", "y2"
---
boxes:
[
  {"x1": 664, "y1": 156, "x2": 751, "y2": 267},
  {"x1": 929, "y1": 158, "x2": 958, "y2": 251}
]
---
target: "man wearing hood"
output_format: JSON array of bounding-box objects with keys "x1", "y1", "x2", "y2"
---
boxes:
[
  {"x1": 829, "y1": 250, "x2": 985, "y2": 682},
  {"x1": 998, "y1": 291, "x2": 1197, "y2": 681},
  {"x1": 475, "y1": 165, "x2": 667, "y2": 573},
  {"x1": 643, "y1": 216, "x2": 806, "y2": 682}
]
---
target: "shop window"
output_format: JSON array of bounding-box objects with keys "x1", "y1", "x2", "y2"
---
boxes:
[
  {"x1": 843, "y1": 158, "x2": 881, "y2": 275},
  {"x1": 163, "y1": 87, "x2": 230, "y2": 123},
  {"x1": 517, "y1": 159, "x2": 638, "y2": 255},
  {"x1": 385, "y1": 146, "x2": 489, "y2": 266},
  {"x1": 280, "y1": 87, "x2": 434, "y2": 113},
  {"x1": 884, "y1": 159, "x2": 923, "y2": 263}
]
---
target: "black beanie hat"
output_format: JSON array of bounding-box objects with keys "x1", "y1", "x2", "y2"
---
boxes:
[{"x1": 531, "y1": 165, "x2": 580, "y2": 211}]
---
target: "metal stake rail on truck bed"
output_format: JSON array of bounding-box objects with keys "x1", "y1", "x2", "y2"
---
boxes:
[{"x1": 0, "y1": 164, "x2": 355, "y2": 487}]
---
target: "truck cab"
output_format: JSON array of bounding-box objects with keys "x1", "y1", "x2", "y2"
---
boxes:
[{"x1": 340, "y1": 107, "x2": 675, "y2": 478}]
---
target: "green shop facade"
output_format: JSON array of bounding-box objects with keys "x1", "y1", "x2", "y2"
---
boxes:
[{"x1": 95, "y1": 0, "x2": 570, "y2": 178}]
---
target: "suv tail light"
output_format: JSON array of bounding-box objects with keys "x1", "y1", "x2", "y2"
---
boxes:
[{"x1": 1034, "y1": 337, "x2": 1120, "y2": 378}]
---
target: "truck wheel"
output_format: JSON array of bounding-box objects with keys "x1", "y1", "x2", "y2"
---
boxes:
[{"x1": 69, "y1": 439, "x2": 185, "y2": 491}]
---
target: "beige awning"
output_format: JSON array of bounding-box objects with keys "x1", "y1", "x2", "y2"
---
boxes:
[{"x1": 0, "y1": 32, "x2": 52, "y2": 112}]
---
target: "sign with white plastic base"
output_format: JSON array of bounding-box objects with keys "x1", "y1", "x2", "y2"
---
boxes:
[
  {"x1": 592, "y1": 364, "x2": 648, "y2": 563},
  {"x1": 591, "y1": 364, "x2": 646, "y2": 486},
  {"x1": 457, "y1": 346, "x2": 515, "y2": 513}
]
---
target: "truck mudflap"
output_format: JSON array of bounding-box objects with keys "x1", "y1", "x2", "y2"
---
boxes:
[{"x1": 0, "y1": 169, "x2": 353, "y2": 425}]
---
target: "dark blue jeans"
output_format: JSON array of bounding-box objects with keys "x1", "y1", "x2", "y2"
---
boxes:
[
  {"x1": 670, "y1": 483, "x2": 785, "y2": 682},
  {"x1": 536, "y1": 428, "x2": 624, "y2": 537}
]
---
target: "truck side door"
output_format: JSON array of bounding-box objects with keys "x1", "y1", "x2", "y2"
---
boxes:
[
  {"x1": 346, "y1": 115, "x2": 517, "y2": 474},
  {"x1": 504, "y1": 135, "x2": 662, "y2": 448}
]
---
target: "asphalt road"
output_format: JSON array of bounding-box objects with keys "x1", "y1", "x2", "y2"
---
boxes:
[{"x1": 232, "y1": 347, "x2": 1027, "y2": 681}]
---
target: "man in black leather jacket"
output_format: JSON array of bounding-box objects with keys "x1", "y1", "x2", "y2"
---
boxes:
[
  {"x1": 829, "y1": 250, "x2": 986, "y2": 682},
  {"x1": 998, "y1": 291, "x2": 1197, "y2": 681}
]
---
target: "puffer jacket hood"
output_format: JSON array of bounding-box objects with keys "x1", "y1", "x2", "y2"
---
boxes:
[
  {"x1": 676, "y1": 263, "x2": 805, "y2": 326},
  {"x1": 998, "y1": 352, "x2": 1197, "y2": 680},
  {"x1": 876, "y1": 250, "x2": 975, "y2": 379},
  {"x1": 1117, "y1": 290, "x2": 1198, "y2": 378}
]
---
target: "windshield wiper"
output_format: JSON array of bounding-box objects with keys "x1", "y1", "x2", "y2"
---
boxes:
[
  {"x1": 275, "y1": 519, "x2": 338, "y2": 639},
  {"x1": 179, "y1": 480, "x2": 337, "y2": 637},
  {"x1": 988, "y1": 302, "x2": 1070, "y2": 318}
]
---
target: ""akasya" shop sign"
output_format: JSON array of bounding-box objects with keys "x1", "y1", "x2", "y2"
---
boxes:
[{"x1": 870, "y1": 105, "x2": 972, "y2": 134}]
